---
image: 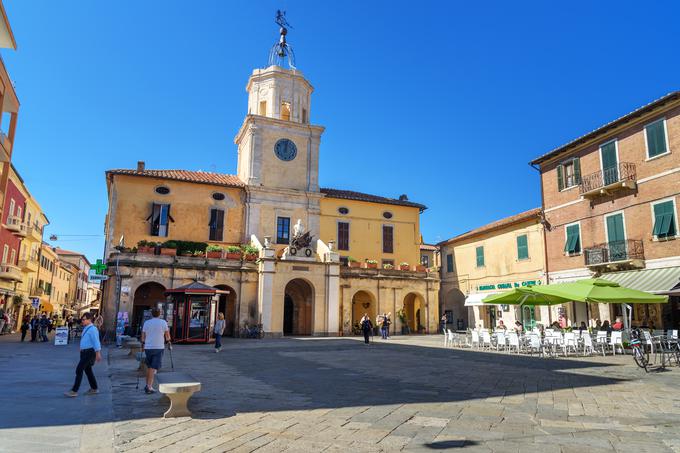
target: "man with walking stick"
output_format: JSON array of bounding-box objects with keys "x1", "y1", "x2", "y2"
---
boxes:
[{"x1": 140, "y1": 308, "x2": 171, "y2": 394}]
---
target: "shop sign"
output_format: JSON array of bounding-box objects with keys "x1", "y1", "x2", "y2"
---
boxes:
[
  {"x1": 31, "y1": 298, "x2": 40, "y2": 308},
  {"x1": 477, "y1": 280, "x2": 542, "y2": 292},
  {"x1": 54, "y1": 327, "x2": 69, "y2": 346}
]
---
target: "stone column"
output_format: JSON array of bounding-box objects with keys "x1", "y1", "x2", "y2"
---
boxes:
[
  {"x1": 257, "y1": 245, "x2": 276, "y2": 336},
  {"x1": 325, "y1": 262, "x2": 340, "y2": 336}
]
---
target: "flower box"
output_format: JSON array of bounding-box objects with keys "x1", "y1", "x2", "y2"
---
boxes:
[
  {"x1": 160, "y1": 248, "x2": 177, "y2": 256},
  {"x1": 206, "y1": 251, "x2": 222, "y2": 259},
  {"x1": 226, "y1": 252, "x2": 242, "y2": 260},
  {"x1": 244, "y1": 253, "x2": 258, "y2": 261},
  {"x1": 399, "y1": 265, "x2": 410, "y2": 271},
  {"x1": 415, "y1": 265, "x2": 426, "y2": 272},
  {"x1": 137, "y1": 246, "x2": 155, "y2": 254},
  {"x1": 363, "y1": 262, "x2": 378, "y2": 269},
  {"x1": 349, "y1": 261, "x2": 361, "y2": 268},
  {"x1": 180, "y1": 251, "x2": 193, "y2": 257}
]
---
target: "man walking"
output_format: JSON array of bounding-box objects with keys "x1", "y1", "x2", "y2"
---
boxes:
[
  {"x1": 39, "y1": 315, "x2": 49, "y2": 342},
  {"x1": 65, "y1": 313, "x2": 101, "y2": 397},
  {"x1": 30, "y1": 315, "x2": 39, "y2": 342},
  {"x1": 141, "y1": 308, "x2": 170, "y2": 394}
]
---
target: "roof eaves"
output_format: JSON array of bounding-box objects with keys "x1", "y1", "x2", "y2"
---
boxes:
[{"x1": 530, "y1": 91, "x2": 680, "y2": 166}]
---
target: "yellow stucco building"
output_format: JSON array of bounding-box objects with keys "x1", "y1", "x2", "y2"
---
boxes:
[
  {"x1": 439, "y1": 208, "x2": 547, "y2": 330},
  {"x1": 100, "y1": 26, "x2": 438, "y2": 339}
]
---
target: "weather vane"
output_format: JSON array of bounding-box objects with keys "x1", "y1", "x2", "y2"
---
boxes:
[{"x1": 268, "y1": 10, "x2": 296, "y2": 69}]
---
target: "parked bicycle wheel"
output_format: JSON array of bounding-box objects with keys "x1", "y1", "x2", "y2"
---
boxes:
[{"x1": 633, "y1": 347, "x2": 649, "y2": 371}]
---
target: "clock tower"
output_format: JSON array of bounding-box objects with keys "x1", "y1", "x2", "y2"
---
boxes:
[{"x1": 234, "y1": 25, "x2": 325, "y2": 242}]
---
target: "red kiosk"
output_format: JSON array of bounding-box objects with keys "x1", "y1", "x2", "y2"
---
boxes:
[{"x1": 162, "y1": 281, "x2": 220, "y2": 344}]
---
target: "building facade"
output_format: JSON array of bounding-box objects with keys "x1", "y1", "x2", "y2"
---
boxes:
[
  {"x1": 55, "y1": 249, "x2": 91, "y2": 314},
  {"x1": 100, "y1": 34, "x2": 439, "y2": 339},
  {"x1": 439, "y1": 208, "x2": 547, "y2": 331},
  {"x1": 531, "y1": 91, "x2": 680, "y2": 329}
]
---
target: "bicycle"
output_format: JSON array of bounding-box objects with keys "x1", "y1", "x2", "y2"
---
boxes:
[
  {"x1": 240, "y1": 323, "x2": 264, "y2": 339},
  {"x1": 630, "y1": 328, "x2": 649, "y2": 372}
]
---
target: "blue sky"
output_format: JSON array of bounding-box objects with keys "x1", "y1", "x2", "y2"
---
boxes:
[{"x1": 3, "y1": 1, "x2": 679, "y2": 262}]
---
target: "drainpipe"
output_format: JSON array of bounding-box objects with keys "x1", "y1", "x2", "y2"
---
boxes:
[{"x1": 530, "y1": 162, "x2": 551, "y2": 324}]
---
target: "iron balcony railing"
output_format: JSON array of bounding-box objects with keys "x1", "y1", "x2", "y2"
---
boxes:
[
  {"x1": 584, "y1": 239, "x2": 644, "y2": 266},
  {"x1": 579, "y1": 162, "x2": 636, "y2": 195}
]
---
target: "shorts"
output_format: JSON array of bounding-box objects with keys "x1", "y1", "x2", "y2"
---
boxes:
[{"x1": 144, "y1": 349, "x2": 164, "y2": 370}]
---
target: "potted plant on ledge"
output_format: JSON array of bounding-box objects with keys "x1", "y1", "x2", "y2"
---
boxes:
[
  {"x1": 137, "y1": 240, "x2": 156, "y2": 254},
  {"x1": 225, "y1": 245, "x2": 243, "y2": 260},
  {"x1": 206, "y1": 245, "x2": 223, "y2": 259},
  {"x1": 347, "y1": 257, "x2": 360, "y2": 268},
  {"x1": 383, "y1": 263, "x2": 394, "y2": 270},
  {"x1": 160, "y1": 241, "x2": 177, "y2": 256},
  {"x1": 399, "y1": 262, "x2": 410, "y2": 271},
  {"x1": 415, "y1": 264, "x2": 427, "y2": 272},
  {"x1": 363, "y1": 259, "x2": 378, "y2": 269},
  {"x1": 242, "y1": 244, "x2": 259, "y2": 261}
]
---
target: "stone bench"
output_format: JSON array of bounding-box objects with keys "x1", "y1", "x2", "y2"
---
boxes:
[{"x1": 156, "y1": 372, "x2": 201, "y2": 418}]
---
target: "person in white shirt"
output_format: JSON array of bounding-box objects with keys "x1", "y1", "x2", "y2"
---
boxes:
[{"x1": 141, "y1": 308, "x2": 171, "y2": 394}]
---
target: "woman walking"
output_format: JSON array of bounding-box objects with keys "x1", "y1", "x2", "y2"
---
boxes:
[
  {"x1": 360, "y1": 314, "x2": 373, "y2": 345},
  {"x1": 214, "y1": 313, "x2": 225, "y2": 353}
]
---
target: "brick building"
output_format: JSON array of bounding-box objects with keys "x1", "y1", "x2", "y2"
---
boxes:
[{"x1": 531, "y1": 91, "x2": 680, "y2": 329}]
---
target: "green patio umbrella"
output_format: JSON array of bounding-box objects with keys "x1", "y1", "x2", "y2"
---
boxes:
[
  {"x1": 482, "y1": 287, "x2": 571, "y2": 306},
  {"x1": 531, "y1": 278, "x2": 668, "y2": 305}
]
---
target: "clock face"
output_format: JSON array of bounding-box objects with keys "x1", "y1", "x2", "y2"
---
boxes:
[{"x1": 274, "y1": 138, "x2": 297, "y2": 161}]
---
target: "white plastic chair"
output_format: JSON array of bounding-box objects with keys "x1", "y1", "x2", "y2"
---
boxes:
[
  {"x1": 609, "y1": 331, "x2": 624, "y2": 355},
  {"x1": 563, "y1": 332, "x2": 577, "y2": 356},
  {"x1": 481, "y1": 330, "x2": 492, "y2": 350},
  {"x1": 582, "y1": 333, "x2": 594, "y2": 356},
  {"x1": 667, "y1": 330, "x2": 678, "y2": 340},
  {"x1": 507, "y1": 331, "x2": 520, "y2": 354},
  {"x1": 495, "y1": 332, "x2": 506, "y2": 351},
  {"x1": 642, "y1": 329, "x2": 656, "y2": 355},
  {"x1": 596, "y1": 331, "x2": 608, "y2": 356},
  {"x1": 471, "y1": 330, "x2": 480, "y2": 349},
  {"x1": 446, "y1": 329, "x2": 455, "y2": 348},
  {"x1": 527, "y1": 333, "x2": 543, "y2": 357}
]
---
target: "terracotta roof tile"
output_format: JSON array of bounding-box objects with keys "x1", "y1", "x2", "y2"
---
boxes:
[
  {"x1": 420, "y1": 244, "x2": 438, "y2": 251},
  {"x1": 320, "y1": 188, "x2": 426, "y2": 210},
  {"x1": 107, "y1": 169, "x2": 245, "y2": 188},
  {"x1": 439, "y1": 208, "x2": 541, "y2": 246}
]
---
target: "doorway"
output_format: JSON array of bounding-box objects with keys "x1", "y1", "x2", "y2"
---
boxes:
[
  {"x1": 283, "y1": 279, "x2": 314, "y2": 335},
  {"x1": 215, "y1": 285, "x2": 237, "y2": 336},
  {"x1": 132, "y1": 282, "x2": 166, "y2": 336}
]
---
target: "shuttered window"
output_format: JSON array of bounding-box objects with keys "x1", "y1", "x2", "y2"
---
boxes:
[
  {"x1": 517, "y1": 234, "x2": 529, "y2": 260},
  {"x1": 564, "y1": 223, "x2": 581, "y2": 254},
  {"x1": 446, "y1": 254, "x2": 453, "y2": 273},
  {"x1": 149, "y1": 203, "x2": 171, "y2": 237},
  {"x1": 475, "y1": 246, "x2": 485, "y2": 267},
  {"x1": 209, "y1": 209, "x2": 225, "y2": 241},
  {"x1": 337, "y1": 222, "x2": 349, "y2": 251},
  {"x1": 556, "y1": 158, "x2": 581, "y2": 191},
  {"x1": 646, "y1": 119, "x2": 668, "y2": 158},
  {"x1": 382, "y1": 225, "x2": 394, "y2": 254},
  {"x1": 652, "y1": 200, "x2": 676, "y2": 238},
  {"x1": 276, "y1": 217, "x2": 290, "y2": 244}
]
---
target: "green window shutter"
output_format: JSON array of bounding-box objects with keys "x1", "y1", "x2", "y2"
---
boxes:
[
  {"x1": 653, "y1": 201, "x2": 676, "y2": 237},
  {"x1": 517, "y1": 234, "x2": 529, "y2": 260},
  {"x1": 557, "y1": 164, "x2": 564, "y2": 191},
  {"x1": 646, "y1": 120, "x2": 667, "y2": 158},
  {"x1": 565, "y1": 224, "x2": 580, "y2": 254},
  {"x1": 573, "y1": 157, "x2": 581, "y2": 184},
  {"x1": 476, "y1": 246, "x2": 485, "y2": 267}
]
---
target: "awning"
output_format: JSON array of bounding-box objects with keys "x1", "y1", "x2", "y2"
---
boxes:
[
  {"x1": 600, "y1": 266, "x2": 680, "y2": 295},
  {"x1": 39, "y1": 302, "x2": 54, "y2": 313},
  {"x1": 465, "y1": 292, "x2": 499, "y2": 307}
]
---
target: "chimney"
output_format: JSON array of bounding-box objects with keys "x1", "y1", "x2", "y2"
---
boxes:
[
  {"x1": 137, "y1": 161, "x2": 145, "y2": 172},
  {"x1": 398, "y1": 194, "x2": 408, "y2": 201}
]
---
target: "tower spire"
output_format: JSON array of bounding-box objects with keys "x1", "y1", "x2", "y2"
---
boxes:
[{"x1": 268, "y1": 10, "x2": 296, "y2": 69}]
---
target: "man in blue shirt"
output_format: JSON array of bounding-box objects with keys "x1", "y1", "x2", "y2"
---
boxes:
[{"x1": 65, "y1": 312, "x2": 101, "y2": 397}]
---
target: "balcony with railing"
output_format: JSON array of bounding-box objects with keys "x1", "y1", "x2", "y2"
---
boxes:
[
  {"x1": 18, "y1": 257, "x2": 39, "y2": 272},
  {"x1": 584, "y1": 239, "x2": 645, "y2": 270},
  {"x1": 579, "y1": 162, "x2": 637, "y2": 199},
  {"x1": 26, "y1": 223, "x2": 43, "y2": 241},
  {"x1": 4, "y1": 215, "x2": 27, "y2": 236},
  {"x1": 0, "y1": 264, "x2": 22, "y2": 281}
]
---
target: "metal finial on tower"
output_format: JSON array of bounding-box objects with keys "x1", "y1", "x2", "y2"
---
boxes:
[{"x1": 268, "y1": 10, "x2": 296, "y2": 69}]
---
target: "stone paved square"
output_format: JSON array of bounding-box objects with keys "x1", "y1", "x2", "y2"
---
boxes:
[{"x1": 2, "y1": 334, "x2": 680, "y2": 452}]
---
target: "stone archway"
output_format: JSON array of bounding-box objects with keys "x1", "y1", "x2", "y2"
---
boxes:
[
  {"x1": 443, "y1": 288, "x2": 467, "y2": 330},
  {"x1": 214, "y1": 284, "x2": 237, "y2": 337},
  {"x1": 283, "y1": 279, "x2": 314, "y2": 336},
  {"x1": 132, "y1": 282, "x2": 166, "y2": 336},
  {"x1": 351, "y1": 290, "x2": 377, "y2": 333},
  {"x1": 403, "y1": 292, "x2": 425, "y2": 333}
]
